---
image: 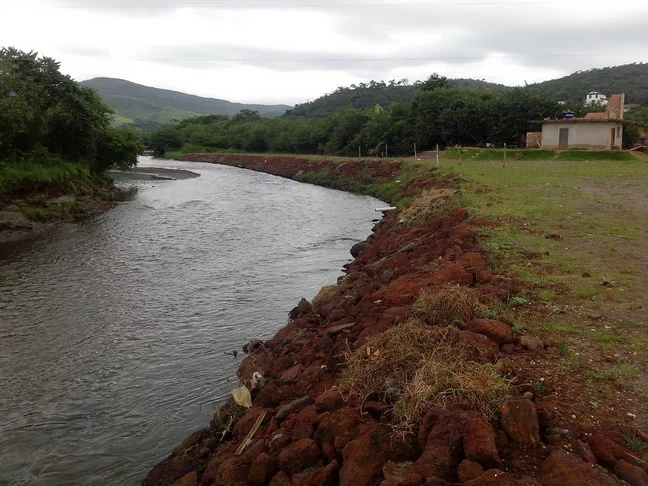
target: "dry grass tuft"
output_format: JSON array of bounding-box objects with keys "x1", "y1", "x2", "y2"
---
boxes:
[
  {"x1": 312, "y1": 284, "x2": 338, "y2": 308},
  {"x1": 413, "y1": 284, "x2": 483, "y2": 325},
  {"x1": 339, "y1": 318, "x2": 509, "y2": 427},
  {"x1": 399, "y1": 188, "x2": 457, "y2": 223}
]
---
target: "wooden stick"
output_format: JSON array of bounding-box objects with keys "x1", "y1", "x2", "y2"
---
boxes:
[{"x1": 235, "y1": 411, "x2": 267, "y2": 455}]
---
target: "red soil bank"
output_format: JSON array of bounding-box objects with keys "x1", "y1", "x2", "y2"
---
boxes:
[{"x1": 144, "y1": 154, "x2": 645, "y2": 486}]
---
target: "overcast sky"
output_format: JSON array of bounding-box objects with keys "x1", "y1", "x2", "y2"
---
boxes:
[{"x1": 3, "y1": 0, "x2": 648, "y2": 105}]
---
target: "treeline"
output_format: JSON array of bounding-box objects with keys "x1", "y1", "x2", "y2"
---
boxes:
[
  {"x1": 287, "y1": 75, "x2": 510, "y2": 118},
  {"x1": 149, "y1": 80, "x2": 559, "y2": 157},
  {"x1": 527, "y1": 63, "x2": 648, "y2": 105},
  {"x1": 0, "y1": 47, "x2": 143, "y2": 172}
]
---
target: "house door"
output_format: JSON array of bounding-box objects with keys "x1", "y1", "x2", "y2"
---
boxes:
[
  {"x1": 558, "y1": 128, "x2": 569, "y2": 149},
  {"x1": 611, "y1": 128, "x2": 616, "y2": 149}
]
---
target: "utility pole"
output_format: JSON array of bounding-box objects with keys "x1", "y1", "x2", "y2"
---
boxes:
[
  {"x1": 414, "y1": 142, "x2": 417, "y2": 160},
  {"x1": 503, "y1": 142, "x2": 507, "y2": 168},
  {"x1": 436, "y1": 143, "x2": 439, "y2": 168},
  {"x1": 358, "y1": 146, "x2": 361, "y2": 159}
]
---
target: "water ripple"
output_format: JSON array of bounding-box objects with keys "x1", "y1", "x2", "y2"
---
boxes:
[{"x1": 0, "y1": 157, "x2": 383, "y2": 485}]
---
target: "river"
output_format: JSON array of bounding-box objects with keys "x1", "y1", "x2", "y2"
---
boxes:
[{"x1": 0, "y1": 157, "x2": 383, "y2": 485}]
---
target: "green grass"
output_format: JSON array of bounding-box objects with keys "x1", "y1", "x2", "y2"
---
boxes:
[
  {"x1": 0, "y1": 157, "x2": 92, "y2": 199},
  {"x1": 557, "y1": 150, "x2": 635, "y2": 161},
  {"x1": 442, "y1": 148, "x2": 556, "y2": 161}
]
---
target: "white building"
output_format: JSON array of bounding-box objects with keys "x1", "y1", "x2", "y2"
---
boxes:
[{"x1": 585, "y1": 91, "x2": 608, "y2": 106}]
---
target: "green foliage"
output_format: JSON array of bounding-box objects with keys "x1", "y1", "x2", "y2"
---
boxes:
[
  {"x1": 0, "y1": 152, "x2": 90, "y2": 198},
  {"x1": 0, "y1": 47, "x2": 143, "y2": 172},
  {"x1": 557, "y1": 150, "x2": 635, "y2": 161},
  {"x1": 150, "y1": 86, "x2": 558, "y2": 157},
  {"x1": 526, "y1": 63, "x2": 648, "y2": 105}
]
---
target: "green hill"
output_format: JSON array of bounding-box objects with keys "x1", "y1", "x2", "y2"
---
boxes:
[
  {"x1": 287, "y1": 78, "x2": 509, "y2": 117},
  {"x1": 287, "y1": 64, "x2": 648, "y2": 118},
  {"x1": 81, "y1": 77, "x2": 292, "y2": 131},
  {"x1": 526, "y1": 63, "x2": 648, "y2": 105}
]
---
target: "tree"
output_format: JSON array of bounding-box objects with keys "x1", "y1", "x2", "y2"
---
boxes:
[
  {"x1": 421, "y1": 73, "x2": 451, "y2": 92},
  {"x1": 0, "y1": 47, "x2": 141, "y2": 170}
]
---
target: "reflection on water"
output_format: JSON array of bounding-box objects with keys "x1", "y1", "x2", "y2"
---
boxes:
[{"x1": 0, "y1": 157, "x2": 382, "y2": 485}]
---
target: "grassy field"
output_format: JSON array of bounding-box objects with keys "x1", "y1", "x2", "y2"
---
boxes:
[{"x1": 432, "y1": 153, "x2": 648, "y2": 435}]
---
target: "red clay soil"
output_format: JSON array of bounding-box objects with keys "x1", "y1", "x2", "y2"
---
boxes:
[{"x1": 144, "y1": 155, "x2": 647, "y2": 486}]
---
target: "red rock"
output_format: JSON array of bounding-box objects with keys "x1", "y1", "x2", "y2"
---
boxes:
[
  {"x1": 313, "y1": 408, "x2": 365, "y2": 455},
  {"x1": 328, "y1": 308, "x2": 348, "y2": 322},
  {"x1": 281, "y1": 365, "x2": 304, "y2": 383},
  {"x1": 292, "y1": 460, "x2": 339, "y2": 486},
  {"x1": 465, "y1": 319, "x2": 514, "y2": 344},
  {"x1": 519, "y1": 335, "x2": 544, "y2": 351},
  {"x1": 315, "y1": 390, "x2": 345, "y2": 412},
  {"x1": 462, "y1": 469, "x2": 519, "y2": 485},
  {"x1": 417, "y1": 407, "x2": 445, "y2": 450},
  {"x1": 500, "y1": 343, "x2": 516, "y2": 353},
  {"x1": 255, "y1": 382, "x2": 296, "y2": 407},
  {"x1": 278, "y1": 438, "x2": 321, "y2": 475},
  {"x1": 277, "y1": 396, "x2": 313, "y2": 420},
  {"x1": 270, "y1": 429, "x2": 292, "y2": 453},
  {"x1": 614, "y1": 459, "x2": 648, "y2": 486},
  {"x1": 339, "y1": 423, "x2": 417, "y2": 486},
  {"x1": 270, "y1": 471, "x2": 293, "y2": 486},
  {"x1": 170, "y1": 471, "x2": 197, "y2": 486},
  {"x1": 463, "y1": 418, "x2": 502, "y2": 468},
  {"x1": 324, "y1": 322, "x2": 357, "y2": 336},
  {"x1": 457, "y1": 459, "x2": 484, "y2": 482},
  {"x1": 590, "y1": 432, "x2": 623, "y2": 467},
  {"x1": 382, "y1": 460, "x2": 416, "y2": 479},
  {"x1": 232, "y1": 407, "x2": 272, "y2": 443},
  {"x1": 273, "y1": 320, "x2": 303, "y2": 341},
  {"x1": 379, "y1": 473, "x2": 424, "y2": 486},
  {"x1": 413, "y1": 412, "x2": 465, "y2": 481},
  {"x1": 500, "y1": 400, "x2": 541, "y2": 446},
  {"x1": 249, "y1": 453, "x2": 278, "y2": 485},
  {"x1": 364, "y1": 401, "x2": 390, "y2": 421},
  {"x1": 205, "y1": 456, "x2": 248, "y2": 485},
  {"x1": 297, "y1": 405, "x2": 321, "y2": 425},
  {"x1": 538, "y1": 448, "x2": 622, "y2": 485},
  {"x1": 460, "y1": 331, "x2": 500, "y2": 362},
  {"x1": 290, "y1": 420, "x2": 314, "y2": 440},
  {"x1": 457, "y1": 252, "x2": 488, "y2": 270},
  {"x1": 574, "y1": 440, "x2": 597, "y2": 464}
]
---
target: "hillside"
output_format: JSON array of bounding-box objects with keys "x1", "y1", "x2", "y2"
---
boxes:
[
  {"x1": 287, "y1": 78, "x2": 509, "y2": 117},
  {"x1": 288, "y1": 64, "x2": 648, "y2": 118},
  {"x1": 80, "y1": 78, "x2": 292, "y2": 131},
  {"x1": 526, "y1": 63, "x2": 648, "y2": 105}
]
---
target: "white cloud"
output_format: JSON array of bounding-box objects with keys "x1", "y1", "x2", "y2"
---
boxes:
[{"x1": 1, "y1": 0, "x2": 647, "y2": 104}]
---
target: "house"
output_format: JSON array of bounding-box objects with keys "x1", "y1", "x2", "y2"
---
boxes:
[
  {"x1": 585, "y1": 91, "x2": 608, "y2": 106},
  {"x1": 539, "y1": 94, "x2": 625, "y2": 150}
]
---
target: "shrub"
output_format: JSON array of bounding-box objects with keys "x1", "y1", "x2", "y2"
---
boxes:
[
  {"x1": 413, "y1": 284, "x2": 482, "y2": 325},
  {"x1": 339, "y1": 319, "x2": 510, "y2": 427}
]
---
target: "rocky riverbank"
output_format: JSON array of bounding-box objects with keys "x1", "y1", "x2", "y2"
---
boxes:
[
  {"x1": 144, "y1": 154, "x2": 648, "y2": 486},
  {"x1": 0, "y1": 177, "x2": 127, "y2": 245}
]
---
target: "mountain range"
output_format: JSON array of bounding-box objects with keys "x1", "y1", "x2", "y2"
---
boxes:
[
  {"x1": 80, "y1": 77, "x2": 292, "y2": 131},
  {"x1": 83, "y1": 63, "x2": 648, "y2": 130}
]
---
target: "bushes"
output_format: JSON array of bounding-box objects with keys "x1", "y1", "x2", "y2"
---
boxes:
[{"x1": 339, "y1": 318, "x2": 509, "y2": 427}]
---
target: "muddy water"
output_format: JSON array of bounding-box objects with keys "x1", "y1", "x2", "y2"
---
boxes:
[{"x1": 0, "y1": 157, "x2": 383, "y2": 485}]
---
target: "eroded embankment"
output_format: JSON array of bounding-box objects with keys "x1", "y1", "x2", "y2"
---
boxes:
[
  {"x1": 0, "y1": 174, "x2": 126, "y2": 245},
  {"x1": 144, "y1": 154, "x2": 645, "y2": 486}
]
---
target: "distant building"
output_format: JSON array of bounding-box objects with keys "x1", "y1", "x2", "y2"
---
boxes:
[
  {"x1": 585, "y1": 91, "x2": 608, "y2": 106},
  {"x1": 539, "y1": 94, "x2": 625, "y2": 150}
]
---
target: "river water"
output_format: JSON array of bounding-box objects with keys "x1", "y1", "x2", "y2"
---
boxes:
[{"x1": 0, "y1": 157, "x2": 382, "y2": 485}]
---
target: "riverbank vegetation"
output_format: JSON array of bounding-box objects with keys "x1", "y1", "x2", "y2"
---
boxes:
[
  {"x1": 150, "y1": 78, "x2": 560, "y2": 158},
  {"x1": 0, "y1": 47, "x2": 144, "y2": 225}
]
